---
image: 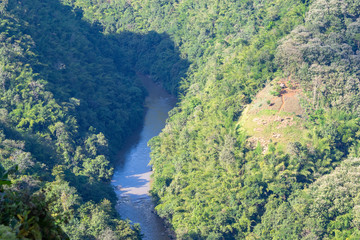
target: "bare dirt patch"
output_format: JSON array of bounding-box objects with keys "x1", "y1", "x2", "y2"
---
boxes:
[
  {"x1": 247, "y1": 79, "x2": 304, "y2": 116},
  {"x1": 239, "y1": 79, "x2": 306, "y2": 153}
]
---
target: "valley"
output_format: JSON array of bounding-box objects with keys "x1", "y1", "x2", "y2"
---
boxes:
[{"x1": 1, "y1": 0, "x2": 360, "y2": 239}]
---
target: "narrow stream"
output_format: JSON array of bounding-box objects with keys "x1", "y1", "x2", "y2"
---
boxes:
[{"x1": 111, "y1": 76, "x2": 176, "y2": 240}]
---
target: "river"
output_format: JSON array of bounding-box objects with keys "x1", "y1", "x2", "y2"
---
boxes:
[{"x1": 111, "y1": 76, "x2": 176, "y2": 240}]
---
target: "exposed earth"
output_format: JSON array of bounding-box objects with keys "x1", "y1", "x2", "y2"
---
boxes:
[{"x1": 239, "y1": 79, "x2": 306, "y2": 153}]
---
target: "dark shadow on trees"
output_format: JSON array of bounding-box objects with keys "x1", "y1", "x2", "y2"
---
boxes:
[
  {"x1": 7, "y1": 0, "x2": 189, "y2": 151},
  {"x1": 1, "y1": 0, "x2": 190, "y2": 219}
]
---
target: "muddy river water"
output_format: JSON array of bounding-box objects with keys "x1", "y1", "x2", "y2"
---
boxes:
[{"x1": 111, "y1": 76, "x2": 176, "y2": 240}]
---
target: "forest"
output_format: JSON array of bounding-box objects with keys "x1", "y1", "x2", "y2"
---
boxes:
[
  {"x1": 1, "y1": 0, "x2": 360, "y2": 239},
  {"x1": 0, "y1": 0, "x2": 145, "y2": 238}
]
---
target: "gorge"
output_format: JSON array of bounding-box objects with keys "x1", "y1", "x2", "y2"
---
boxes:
[
  {"x1": 112, "y1": 76, "x2": 175, "y2": 240},
  {"x1": 1, "y1": 0, "x2": 360, "y2": 239}
]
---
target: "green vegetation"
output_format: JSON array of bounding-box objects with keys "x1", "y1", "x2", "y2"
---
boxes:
[
  {"x1": 270, "y1": 84, "x2": 282, "y2": 97},
  {"x1": 72, "y1": 0, "x2": 358, "y2": 238},
  {"x1": 1, "y1": 0, "x2": 360, "y2": 239},
  {"x1": 240, "y1": 110, "x2": 305, "y2": 149},
  {"x1": 0, "y1": 0, "x2": 146, "y2": 238}
]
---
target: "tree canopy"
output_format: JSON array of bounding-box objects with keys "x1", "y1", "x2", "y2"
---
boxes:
[{"x1": 1, "y1": 0, "x2": 360, "y2": 239}]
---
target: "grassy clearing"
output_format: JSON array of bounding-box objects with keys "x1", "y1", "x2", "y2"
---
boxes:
[{"x1": 239, "y1": 108, "x2": 306, "y2": 153}]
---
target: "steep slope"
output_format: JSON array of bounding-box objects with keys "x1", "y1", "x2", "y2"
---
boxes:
[
  {"x1": 254, "y1": 157, "x2": 360, "y2": 239},
  {"x1": 97, "y1": 0, "x2": 360, "y2": 238},
  {"x1": 152, "y1": 0, "x2": 360, "y2": 237},
  {"x1": 68, "y1": 0, "x2": 310, "y2": 238},
  {"x1": 239, "y1": 80, "x2": 305, "y2": 154},
  {"x1": 62, "y1": 0, "x2": 360, "y2": 239},
  {"x1": 0, "y1": 0, "x2": 144, "y2": 239},
  {"x1": 2, "y1": 0, "x2": 360, "y2": 239}
]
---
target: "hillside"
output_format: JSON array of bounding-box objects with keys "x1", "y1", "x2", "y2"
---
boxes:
[
  {"x1": 114, "y1": 0, "x2": 359, "y2": 238},
  {"x1": 1, "y1": 0, "x2": 360, "y2": 239},
  {"x1": 0, "y1": 0, "x2": 144, "y2": 239},
  {"x1": 240, "y1": 79, "x2": 305, "y2": 153}
]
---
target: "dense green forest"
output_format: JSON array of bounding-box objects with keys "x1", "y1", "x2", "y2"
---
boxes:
[
  {"x1": 1, "y1": 0, "x2": 360, "y2": 239},
  {"x1": 66, "y1": 0, "x2": 360, "y2": 239},
  {"x1": 0, "y1": 0, "x2": 147, "y2": 239}
]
